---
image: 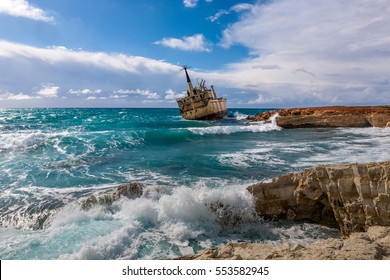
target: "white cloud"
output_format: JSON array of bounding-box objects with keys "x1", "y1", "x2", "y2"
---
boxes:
[
  {"x1": 36, "y1": 85, "x2": 59, "y2": 97},
  {"x1": 0, "y1": 0, "x2": 54, "y2": 22},
  {"x1": 208, "y1": 0, "x2": 390, "y2": 106},
  {"x1": 0, "y1": 40, "x2": 178, "y2": 74},
  {"x1": 0, "y1": 92, "x2": 37, "y2": 100},
  {"x1": 183, "y1": 0, "x2": 199, "y2": 8},
  {"x1": 114, "y1": 89, "x2": 160, "y2": 99},
  {"x1": 248, "y1": 94, "x2": 281, "y2": 105},
  {"x1": 183, "y1": 0, "x2": 212, "y2": 8},
  {"x1": 154, "y1": 34, "x2": 211, "y2": 52},
  {"x1": 208, "y1": 3, "x2": 253, "y2": 22},
  {"x1": 68, "y1": 89, "x2": 102, "y2": 95},
  {"x1": 164, "y1": 89, "x2": 185, "y2": 100},
  {"x1": 0, "y1": 40, "x2": 183, "y2": 107},
  {"x1": 86, "y1": 96, "x2": 107, "y2": 100}
]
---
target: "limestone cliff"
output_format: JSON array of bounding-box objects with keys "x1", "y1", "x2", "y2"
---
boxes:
[
  {"x1": 248, "y1": 106, "x2": 390, "y2": 128},
  {"x1": 176, "y1": 162, "x2": 390, "y2": 260},
  {"x1": 247, "y1": 161, "x2": 390, "y2": 235}
]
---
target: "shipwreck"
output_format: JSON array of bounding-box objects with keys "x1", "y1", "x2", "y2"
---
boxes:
[{"x1": 176, "y1": 66, "x2": 227, "y2": 120}]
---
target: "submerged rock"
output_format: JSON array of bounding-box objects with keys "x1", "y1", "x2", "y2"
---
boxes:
[
  {"x1": 248, "y1": 106, "x2": 390, "y2": 128},
  {"x1": 247, "y1": 161, "x2": 390, "y2": 235},
  {"x1": 112, "y1": 182, "x2": 144, "y2": 200},
  {"x1": 81, "y1": 182, "x2": 144, "y2": 210}
]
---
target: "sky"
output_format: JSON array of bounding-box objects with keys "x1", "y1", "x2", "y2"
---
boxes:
[{"x1": 0, "y1": 0, "x2": 389, "y2": 108}]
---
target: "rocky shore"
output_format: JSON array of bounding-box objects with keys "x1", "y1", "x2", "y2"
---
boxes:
[
  {"x1": 177, "y1": 161, "x2": 390, "y2": 260},
  {"x1": 176, "y1": 226, "x2": 390, "y2": 260},
  {"x1": 248, "y1": 106, "x2": 390, "y2": 128}
]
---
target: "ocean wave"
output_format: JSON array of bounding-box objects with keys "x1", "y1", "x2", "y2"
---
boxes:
[
  {"x1": 0, "y1": 132, "x2": 51, "y2": 152},
  {"x1": 217, "y1": 147, "x2": 285, "y2": 168},
  {"x1": 0, "y1": 179, "x2": 340, "y2": 259},
  {"x1": 232, "y1": 111, "x2": 248, "y2": 120},
  {"x1": 188, "y1": 114, "x2": 281, "y2": 135}
]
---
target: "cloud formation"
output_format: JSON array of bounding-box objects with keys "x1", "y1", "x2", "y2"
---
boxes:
[
  {"x1": 0, "y1": 40, "x2": 178, "y2": 74},
  {"x1": 114, "y1": 89, "x2": 160, "y2": 99},
  {"x1": 208, "y1": 3, "x2": 253, "y2": 22},
  {"x1": 212, "y1": 0, "x2": 390, "y2": 106},
  {"x1": 154, "y1": 34, "x2": 211, "y2": 52},
  {"x1": 37, "y1": 85, "x2": 59, "y2": 97},
  {"x1": 183, "y1": 0, "x2": 212, "y2": 8},
  {"x1": 164, "y1": 89, "x2": 185, "y2": 100},
  {"x1": 0, "y1": 0, "x2": 54, "y2": 22},
  {"x1": 0, "y1": 92, "x2": 37, "y2": 100},
  {"x1": 1, "y1": 0, "x2": 389, "y2": 108},
  {"x1": 0, "y1": 40, "x2": 182, "y2": 107},
  {"x1": 68, "y1": 89, "x2": 103, "y2": 95}
]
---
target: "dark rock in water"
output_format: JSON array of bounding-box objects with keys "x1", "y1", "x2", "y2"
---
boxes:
[
  {"x1": 81, "y1": 182, "x2": 144, "y2": 210},
  {"x1": 81, "y1": 193, "x2": 114, "y2": 210},
  {"x1": 112, "y1": 182, "x2": 144, "y2": 200},
  {"x1": 208, "y1": 201, "x2": 244, "y2": 227},
  {"x1": 32, "y1": 212, "x2": 51, "y2": 230}
]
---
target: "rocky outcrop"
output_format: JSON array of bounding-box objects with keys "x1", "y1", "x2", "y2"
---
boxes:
[
  {"x1": 247, "y1": 161, "x2": 390, "y2": 235},
  {"x1": 81, "y1": 182, "x2": 144, "y2": 210},
  {"x1": 248, "y1": 106, "x2": 390, "y2": 128},
  {"x1": 176, "y1": 162, "x2": 390, "y2": 260},
  {"x1": 176, "y1": 226, "x2": 390, "y2": 260}
]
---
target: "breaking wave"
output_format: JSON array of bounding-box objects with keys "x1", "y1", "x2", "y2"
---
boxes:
[
  {"x1": 0, "y1": 180, "x2": 338, "y2": 260},
  {"x1": 188, "y1": 114, "x2": 281, "y2": 135}
]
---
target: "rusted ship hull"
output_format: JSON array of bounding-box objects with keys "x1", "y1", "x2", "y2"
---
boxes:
[
  {"x1": 180, "y1": 98, "x2": 227, "y2": 120},
  {"x1": 177, "y1": 66, "x2": 228, "y2": 121}
]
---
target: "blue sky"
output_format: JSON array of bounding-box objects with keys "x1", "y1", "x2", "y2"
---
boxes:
[{"x1": 0, "y1": 0, "x2": 389, "y2": 108}]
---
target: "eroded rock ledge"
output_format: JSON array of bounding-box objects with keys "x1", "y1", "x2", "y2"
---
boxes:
[
  {"x1": 248, "y1": 161, "x2": 390, "y2": 235},
  {"x1": 176, "y1": 226, "x2": 390, "y2": 260},
  {"x1": 177, "y1": 162, "x2": 390, "y2": 260},
  {"x1": 248, "y1": 106, "x2": 390, "y2": 128}
]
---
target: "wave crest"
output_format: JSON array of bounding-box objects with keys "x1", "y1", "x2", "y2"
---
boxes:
[{"x1": 188, "y1": 114, "x2": 281, "y2": 135}]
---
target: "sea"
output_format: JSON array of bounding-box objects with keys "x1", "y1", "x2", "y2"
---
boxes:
[{"x1": 0, "y1": 108, "x2": 389, "y2": 260}]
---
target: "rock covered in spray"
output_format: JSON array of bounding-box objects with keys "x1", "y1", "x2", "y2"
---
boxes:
[{"x1": 81, "y1": 182, "x2": 144, "y2": 210}]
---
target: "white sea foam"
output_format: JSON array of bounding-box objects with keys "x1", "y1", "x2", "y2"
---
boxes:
[
  {"x1": 0, "y1": 180, "x2": 339, "y2": 259},
  {"x1": 292, "y1": 127, "x2": 390, "y2": 168},
  {"x1": 217, "y1": 146, "x2": 284, "y2": 167},
  {"x1": 0, "y1": 130, "x2": 73, "y2": 152},
  {"x1": 233, "y1": 111, "x2": 248, "y2": 120},
  {"x1": 188, "y1": 114, "x2": 281, "y2": 135},
  {"x1": 0, "y1": 132, "x2": 48, "y2": 151},
  {"x1": 36, "y1": 184, "x2": 258, "y2": 259}
]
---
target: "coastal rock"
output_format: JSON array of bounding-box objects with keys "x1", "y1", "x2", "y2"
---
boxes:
[
  {"x1": 247, "y1": 161, "x2": 390, "y2": 235},
  {"x1": 81, "y1": 182, "x2": 144, "y2": 210},
  {"x1": 248, "y1": 106, "x2": 390, "y2": 128},
  {"x1": 112, "y1": 182, "x2": 144, "y2": 200},
  {"x1": 176, "y1": 226, "x2": 390, "y2": 260}
]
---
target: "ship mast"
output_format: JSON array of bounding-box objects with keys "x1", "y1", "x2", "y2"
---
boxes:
[{"x1": 182, "y1": 66, "x2": 194, "y2": 96}]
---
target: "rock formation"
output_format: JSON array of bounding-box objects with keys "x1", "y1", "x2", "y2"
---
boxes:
[
  {"x1": 176, "y1": 226, "x2": 390, "y2": 260},
  {"x1": 177, "y1": 162, "x2": 390, "y2": 260},
  {"x1": 247, "y1": 161, "x2": 390, "y2": 235},
  {"x1": 248, "y1": 106, "x2": 390, "y2": 128},
  {"x1": 81, "y1": 182, "x2": 144, "y2": 210}
]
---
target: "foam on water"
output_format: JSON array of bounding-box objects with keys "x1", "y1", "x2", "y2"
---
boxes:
[
  {"x1": 188, "y1": 114, "x2": 281, "y2": 135},
  {"x1": 291, "y1": 127, "x2": 390, "y2": 168},
  {"x1": 232, "y1": 111, "x2": 249, "y2": 120},
  {"x1": 1, "y1": 108, "x2": 388, "y2": 259},
  {"x1": 0, "y1": 181, "x2": 339, "y2": 260}
]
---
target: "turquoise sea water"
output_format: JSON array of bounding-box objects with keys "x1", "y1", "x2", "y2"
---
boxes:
[{"x1": 0, "y1": 108, "x2": 389, "y2": 259}]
